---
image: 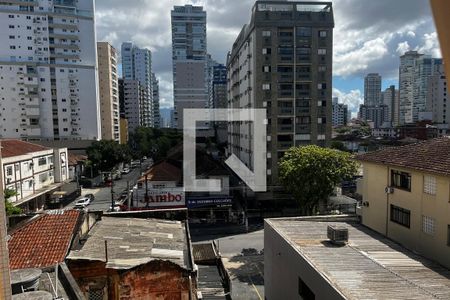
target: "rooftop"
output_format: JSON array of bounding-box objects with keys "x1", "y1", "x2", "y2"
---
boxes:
[
  {"x1": 8, "y1": 210, "x2": 81, "y2": 270},
  {"x1": 67, "y1": 217, "x2": 192, "y2": 270},
  {"x1": 267, "y1": 216, "x2": 450, "y2": 299},
  {"x1": 355, "y1": 137, "x2": 450, "y2": 176},
  {"x1": 138, "y1": 160, "x2": 182, "y2": 183},
  {"x1": 0, "y1": 139, "x2": 50, "y2": 158}
]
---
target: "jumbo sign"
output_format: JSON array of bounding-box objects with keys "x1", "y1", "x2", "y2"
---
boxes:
[{"x1": 136, "y1": 188, "x2": 185, "y2": 208}]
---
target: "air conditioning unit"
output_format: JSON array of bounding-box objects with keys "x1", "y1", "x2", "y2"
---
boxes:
[
  {"x1": 327, "y1": 225, "x2": 348, "y2": 245},
  {"x1": 385, "y1": 186, "x2": 394, "y2": 194}
]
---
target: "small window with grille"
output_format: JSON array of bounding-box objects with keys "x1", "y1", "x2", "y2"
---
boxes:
[
  {"x1": 422, "y1": 215, "x2": 435, "y2": 235},
  {"x1": 423, "y1": 175, "x2": 436, "y2": 195}
]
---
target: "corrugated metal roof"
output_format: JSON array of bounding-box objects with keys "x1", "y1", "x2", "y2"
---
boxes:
[
  {"x1": 267, "y1": 216, "x2": 450, "y2": 299},
  {"x1": 67, "y1": 217, "x2": 191, "y2": 270}
]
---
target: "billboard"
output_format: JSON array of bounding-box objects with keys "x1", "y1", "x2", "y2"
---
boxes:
[{"x1": 133, "y1": 188, "x2": 185, "y2": 209}]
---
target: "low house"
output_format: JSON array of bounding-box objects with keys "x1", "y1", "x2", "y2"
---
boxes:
[
  {"x1": 265, "y1": 215, "x2": 450, "y2": 300},
  {"x1": 0, "y1": 139, "x2": 69, "y2": 212},
  {"x1": 8, "y1": 209, "x2": 83, "y2": 270},
  {"x1": 66, "y1": 217, "x2": 197, "y2": 299},
  {"x1": 356, "y1": 137, "x2": 450, "y2": 269}
]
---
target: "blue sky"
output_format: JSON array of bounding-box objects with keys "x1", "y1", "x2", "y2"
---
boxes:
[{"x1": 95, "y1": 0, "x2": 441, "y2": 116}]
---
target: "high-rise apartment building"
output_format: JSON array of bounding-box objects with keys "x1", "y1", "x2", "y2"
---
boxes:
[
  {"x1": 171, "y1": 5, "x2": 208, "y2": 129},
  {"x1": 332, "y1": 97, "x2": 348, "y2": 127},
  {"x1": 227, "y1": 1, "x2": 334, "y2": 196},
  {"x1": 399, "y1": 51, "x2": 442, "y2": 124},
  {"x1": 121, "y1": 42, "x2": 153, "y2": 127},
  {"x1": 364, "y1": 73, "x2": 382, "y2": 106},
  {"x1": 427, "y1": 64, "x2": 448, "y2": 124},
  {"x1": 359, "y1": 104, "x2": 389, "y2": 128},
  {"x1": 151, "y1": 73, "x2": 160, "y2": 129},
  {"x1": 381, "y1": 85, "x2": 399, "y2": 126},
  {"x1": 97, "y1": 42, "x2": 120, "y2": 142},
  {"x1": 118, "y1": 78, "x2": 146, "y2": 132},
  {"x1": 0, "y1": 0, "x2": 101, "y2": 141}
]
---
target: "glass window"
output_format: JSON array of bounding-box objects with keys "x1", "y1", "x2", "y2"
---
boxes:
[
  {"x1": 319, "y1": 30, "x2": 327, "y2": 37},
  {"x1": 318, "y1": 48, "x2": 327, "y2": 55},
  {"x1": 391, "y1": 170, "x2": 411, "y2": 191},
  {"x1": 424, "y1": 175, "x2": 436, "y2": 195},
  {"x1": 390, "y1": 205, "x2": 411, "y2": 228},
  {"x1": 422, "y1": 216, "x2": 435, "y2": 235},
  {"x1": 297, "y1": 27, "x2": 312, "y2": 37},
  {"x1": 6, "y1": 166, "x2": 12, "y2": 176},
  {"x1": 262, "y1": 30, "x2": 271, "y2": 37},
  {"x1": 38, "y1": 157, "x2": 46, "y2": 166}
]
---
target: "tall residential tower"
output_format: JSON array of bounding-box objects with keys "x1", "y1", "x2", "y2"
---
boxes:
[
  {"x1": 121, "y1": 42, "x2": 153, "y2": 128},
  {"x1": 171, "y1": 5, "x2": 208, "y2": 129},
  {"x1": 227, "y1": 1, "x2": 334, "y2": 200},
  {"x1": 0, "y1": 0, "x2": 101, "y2": 140},
  {"x1": 364, "y1": 73, "x2": 382, "y2": 106},
  {"x1": 97, "y1": 42, "x2": 120, "y2": 142}
]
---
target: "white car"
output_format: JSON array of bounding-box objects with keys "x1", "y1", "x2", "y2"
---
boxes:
[
  {"x1": 121, "y1": 167, "x2": 130, "y2": 174},
  {"x1": 74, "y1": 197, "x2": 91, "y2": 208}
]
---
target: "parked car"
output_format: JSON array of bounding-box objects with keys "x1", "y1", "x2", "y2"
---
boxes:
[
  {"x1": 108, "y1": 204, "x2": 121, "y2": 212},
  {"x1": 121, "y1": 167, "x2": 131, "y2": 174},
  {"x1": 84, "y1": 194, "x2": 95, "y2": 202},
  {"x1": 74, "y1": 197, "x2": 91, "y2": 209},
  {"x1": 142, "y1": 156, "x2": 147, "y2": 160},
  {"x1": 130, "y1": 160, "x2": 140, "y2": 168}
]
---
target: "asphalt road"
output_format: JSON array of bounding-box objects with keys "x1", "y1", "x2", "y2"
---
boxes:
[
  {"x1": 68, "y1": 159, "x2": 153, "y2": 211},
  {"x1": 193, "y1": 229, "x2": 265, "y2": 300}
]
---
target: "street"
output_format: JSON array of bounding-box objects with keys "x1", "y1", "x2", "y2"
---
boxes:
[
  {"x1": 193, "y1": 227, "x2": 265, "y2": 300},
  {"x1": 68, "y1": 159, "x2": 153, "y2": 211}
]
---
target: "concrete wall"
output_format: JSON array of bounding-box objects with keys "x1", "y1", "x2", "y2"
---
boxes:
[
  {"x1": 264, "y1": 220, "x2": 345, "y2": 300},
  {"x1": 361, "y1": 162, "x2": 450, "y2": 269}
]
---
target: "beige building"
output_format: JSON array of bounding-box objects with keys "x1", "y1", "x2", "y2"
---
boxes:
[
  {"x1": 119, "y1": 118, "x2": 129, "y2": 145},
  {"x1": 265, "y1": 215, "x2": 450, "y2": 300},
  {"x1": 97, "y1": 42, "x2": 120, "y2": 142},
  {"x1": 357, "y1": 137, "x2": 450, "y2": 269}
]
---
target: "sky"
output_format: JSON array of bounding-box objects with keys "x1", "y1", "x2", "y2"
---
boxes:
[{"x1": 95, "y1": 0, "x2": 441, "y2": 115}]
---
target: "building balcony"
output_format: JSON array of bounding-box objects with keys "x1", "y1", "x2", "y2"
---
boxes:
[
  {"x1": 0, "y1": 0, "x2": 38, "y2": 6},
  {"x1": 49, "y1": 43, "x2": 79, "y2": 50},
  {"x1": 278, "y1": 107, "x2": 294, "y2": 115},
  {"x1": 278, "y1": 141, "x2": 293, "y2": 149},
  {"x1": 50, "y1": 53, "x2": 79, "y2": 60},
  {"x1": 278, "y1": 90, "x2": 294, "y2": 98},
  {"x1": 49, "y1": 32, "x2": 79, "y2": 40},
  {"x1": 278, "y1": 124, "x2": 294, "y2": 132}
]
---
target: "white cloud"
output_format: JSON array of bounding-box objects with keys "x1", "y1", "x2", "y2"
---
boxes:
[
  {"x1": 407, "y1": 31, "x2": 416, "y2": 38},
  {"x1": 334, "y1": 38, "x2": 389, "y2": 77},
  {"x1": 415, "y1": 32, "x2": 442, "y2": 57},
  {"x1": 396, "y1": 41, "x2": 410, "y2": 55},
  {"x1": 333, "y1": 88, "x2": 363, "y2": 117}
]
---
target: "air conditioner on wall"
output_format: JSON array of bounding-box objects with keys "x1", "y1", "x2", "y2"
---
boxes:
[{"x1": 385, "y1": 186, "x2": 394, "y2": 194}]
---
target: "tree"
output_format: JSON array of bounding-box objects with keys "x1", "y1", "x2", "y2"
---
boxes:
[
  {"x1": 330, "y1": 140, "x2": 347, "y2": 152},
  {"x1": 4, "y1": 188, "x2": 22, "y2": 216},
  {"x1": 128, "y1": 127, "x2": 182, "y2": 160},
  {"x1": 278, "y1": 145, "x2": 358, "y2": 214},
  {"x1": 86, "y1": 140, "x2": 131, "y2": 172}
]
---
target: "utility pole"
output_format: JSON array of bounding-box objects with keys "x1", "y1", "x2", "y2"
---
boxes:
[
  {"x1": 110, "y1": 171, "x2": 114, "y2": 212},
  {"x1": 127, "y1": 181, "x2": 131, "y2": 211},
  {"x1": 0, "y1": 142, "x2": 12, "y2": 299}
]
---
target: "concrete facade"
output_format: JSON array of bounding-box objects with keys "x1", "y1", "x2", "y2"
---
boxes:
[
  {"x1": 97, "y1": 42, "x2": 120, "y2": 142},
  {"x1": 171, "y1": 5, "x2": 208, "y2": 130},
  {"x1": 332, "y1": 97, "x2": 348, "y2": 127},
  {"x1": 364, "y1": 73, "x2": 382, "y2": 106},
  {"x1": 152, "y1": 72, "x2": 160, "y2": 128},
  {"x1": 119, "y1": 78, "x2": 146, "y2": 133},
  {"x1": 121, "y1": 42, "x2": 154, "y2": 127},
  {"x1": 427, "y1": 64, "x2": 447, "y2": 124},
  {"x1": 359, "y1": 104, "x2": 389, "y2": 128},
  {"x1": 227, "y1": 1, "x2": 334, "y2": 193},
  {"x1": 382, "y1": 85, "x2": 399, "y2": 126},
  {"x1": 0, "y1": 0, "x2": 101, "y2": 141}
]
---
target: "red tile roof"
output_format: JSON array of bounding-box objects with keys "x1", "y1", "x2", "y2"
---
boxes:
[
  {"x1": 138, "y1": 160, "x2": 182, "y2": 183},
  {"x1": 355, "y1": 137, "x2": 450, "y2": 176},
  {"x1": 68, "y1": 153, "x2": 87, "y2": 166},
  {"x1": 8, "y1": 210, "x2": 81, "y2": 270},
  {"x1": 0, "y1": 139, "x2": 50, "y2": 158}
]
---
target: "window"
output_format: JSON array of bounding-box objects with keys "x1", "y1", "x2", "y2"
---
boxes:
[
  {"x1": 423, "y1": 175, "x2": 436, "y2": 195},
  {"x1": 262, "y1": 30, "x2": 271, "y2": 37},
  {"x1": 262, "y1": 84, "x2": 271, "y2": 90},
  {"x1": 318, "y1": 65, "x2": 326, "y2": 72},
  {"x1": 38, "y1": 157, "x2": 46, "y2": 166},
  {"x1": 391, "y1": 170, "x2": 411, "y2": 191},
  {"x1": 10, "y1": 46, "x2": 16, "y2": 49},
  {"x1": 318, "y1": 117, "x2": 326, "y2": 124},
  {"x1": 318, "y1": 48, "x2": 327, "y2": 55},
  {"x1": 318, "y1": 83, "x2": 326, "y2": 90},
  {"x1": 319, "y1": 30, "x2": 327, "y2": 37},
  {"x1": 390, "y1": 205, "x2": 411, "y2": 228},
  {"x1": 298, "y1": 277, "x2": 315, "y2": 300},
  {"x1": 422, "y1": 216, "x2": 435, "y2": 235},
  {"x1": 262, "y1": 48, "x2": 271, "y2": 55},
  {"x1": 6, "y1": 166, "x2": 13, "y2": 176},
  {"x1": 297, "y1": 27, "x2": 312, "y2": 37},
  {"x1": 263, "y1": 66, "x2": 271, "y2": 72}
]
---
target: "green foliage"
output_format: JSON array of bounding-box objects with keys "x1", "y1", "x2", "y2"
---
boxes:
[
  {"x1": 4, "y1": 188, "x2": 22, "y2": 216},
  {"x1": 129, "y1": 127, "x2": 182, "y2": 160},
  {"x1": 330, "y1": 141, "x2": 347, "y2": 151},
  {"x1": 278, "y1": 145, "x2": 358, "y2": 214},
  {"x1": 86, "y1": 140, "x2": 132, "y2": 172}
]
